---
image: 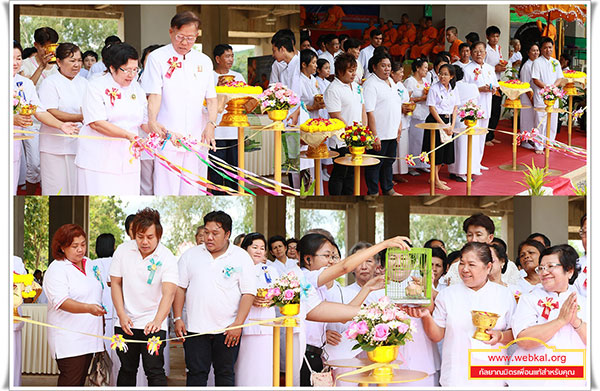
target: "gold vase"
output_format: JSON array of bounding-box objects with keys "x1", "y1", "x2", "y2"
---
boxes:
[
  {"x1": 267, "y1": 109, "x2": 289, "y2": 121},
  {"x1": 367, "y1": 345, "x2": 399, "y2": 377},
  {"x1": 307, "y1": 140, "x2": 330, "y2": 158},
  {"x1": 563, "y1": 81, "x2": 577, "y2": 96},
  {"x1": 403, "y1": 102, "x2": 416, "y2": 116},
  {"x1": 349, "y1": 145, "x2": 366, "y2": 163},
  {"x1": 256, "y1": 288, "x2": 270, "y2": 307},
  {"x1": 463, "y1": 119, "x2": 477, "y2": 128},
  {"x1": 280, "y1": 303, "x2": 300, "y2": 327},
  {"x1": 504, "y1": 98, "x2": 522, "y2": 108},
  {"x1": 219, "y1": 97, "x2": 253, "y2": 127},
  {"x1": 46, "y1": 43, "x2": 59, "y2": 63},
  {"x1": 471, "y1": 310, "x2": 500, "y2": 341}
]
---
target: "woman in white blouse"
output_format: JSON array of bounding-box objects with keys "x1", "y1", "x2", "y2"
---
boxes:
[
  {"x1": 516, "y1": 239, "x2": 544, "y2": 294},
  {"x1": 300, "y1": 49, "x2": 327, "y2": 119},
  {"x1": 407, "y1": 242, "x2": 516, "y2": 387},
  {"x1": 13, "y1": 41, "x2": 79, "y2": 195},
  {"x1": 404, "y1": 59, "x2": 431, "y2": 175},
  {"x1": 38, "y1": 43, "x2": 88, "y2": 195},
  {"x1": 391, "y1": 62, "x2": 412, "y2": 183},
  {"x1": 509, "y1": 245, "x2": 586, "y2": 387},
  {"x1": 43, "y1": 224, "x2": 106, "y2": 386},
  {"x1": 519, "y1": 44, "x2": 540, "y2": 149},
  {"x1": 75, "y1": 42, "x2": 149, "y2": 195},
  {"x1": 235, "y1": 233, "x2": 279, "y2": 386}
]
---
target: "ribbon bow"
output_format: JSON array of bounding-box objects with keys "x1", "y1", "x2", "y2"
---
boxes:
[
  {"x1": 93, "y1": 265, "x2": 104, "y2": 289},
  {"x1": 537, "y1": 297, "x2": 559, "y2": 320},
  {"x1": 16, "y1": 81, "x2": 26, "y2": 101},
  {"x1": 110, "y1": 334, "x2": 128, "y2": 352},
  {"x1": 261, "y1": 265, "x2": 272, "y2": 284},
  {"x1": 166, "y1": 57, "x2": 182, "y2": 79},
  {"x1": 223, "y1": 266, "x2": 238, "y2": 279},
  {"x1": 474, "y1": 67, "x2": 482, "y2": 81},
  {"x1": 147, "y1": 258, "x2": 162, "y2": 284},
  {"x1": 404, "y1": 154, "x2": 416, "y2": 166},
  {"x1": 105, "y1": 88, "x2": 121, "y2": 106},
  {"x1": 551, "y1": 59, "x2": 558, "y2": 73},
  {"x1": 300, "y1": 280, "x2": 311, "y2": 299},
  {"x1": 419, "y1": 152, "x2": 429, "y2": 164},
  {"x1": 147, "y1": 336, "x2": 162, "y2": 355}
]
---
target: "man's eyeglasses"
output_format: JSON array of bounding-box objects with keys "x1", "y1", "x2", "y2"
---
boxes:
[
  {"x1": 175, "y1": 34, "x2": 197, "y2": 44},
  {"x1": 119, "y1": 67, "x2": 139, "y2": 75}
]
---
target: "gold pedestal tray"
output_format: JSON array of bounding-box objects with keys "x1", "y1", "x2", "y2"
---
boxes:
[
  {"x1": 334, "y1": 155, "x2": 380, "y2": 196},
  {"x1": 325, "y1": 358, "x2": 372, "y2": 368},
  {"x1": 534, "y1": 106, "x2": 567, "y2": 176},
  {"x1": 499, "y1": 104, "x2": 531, "y2": 173},
  {"x1": 262, "y1": 317, "x2": 299, "y2": 387},
  {"x1": 458, "y1": 127, "x2": 488, "y2": 195},
  {"x1": 300, "y1": 150, "x2": 339, "y2": 196},
  {"x1": 504, "y1": 98, "x2": 522, "y2": 108},
  {"x1": 342, "y1": 369, "x2": 428, "y2": 387},
  {"x1": 416, "y1": 122, "x2": 451, "y2": 195}
]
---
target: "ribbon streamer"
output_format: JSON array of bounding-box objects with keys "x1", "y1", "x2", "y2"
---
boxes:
[
  {"x1": 147, "y1": 336, "x2": 162, "y2": 355},
  {"x1": 110, "y1": 334, "x2": 128, "y2": 352}
]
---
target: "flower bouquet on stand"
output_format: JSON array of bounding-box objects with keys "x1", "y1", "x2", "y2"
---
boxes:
[
  {"x1": 266, "y1": 271, "x2": 304, "y2": 326},
  {"x1": 539, "y1": 85, "x2": 566, "y2": 107},
  {"x1": 342, "y1": 122, "x2": 376, "y2": 163},
  {"x1": 259, "y1": 82, "x2": 300, "y2": 120},
  {"x1": 457, "y1": 100, "x2": 485, "y2": 128},
  {"x1": 344, "y1": 296, "x2": 414, "y2": 377},
  {"x1": 300, "y1": 118, "x2": 346, "y2": 158}
]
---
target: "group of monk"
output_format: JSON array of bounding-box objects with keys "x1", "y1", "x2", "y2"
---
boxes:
[{"x1": 363, "y1": 14, "x2": 462, "y2": 62}]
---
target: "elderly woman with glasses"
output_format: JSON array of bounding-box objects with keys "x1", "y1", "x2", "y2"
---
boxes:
[
  {"x1": 75, "y1": 42, "x2": 148, "y2": 195},
  {"x1": 508, "y1": 245, "x2": 586, "y2": 387}
]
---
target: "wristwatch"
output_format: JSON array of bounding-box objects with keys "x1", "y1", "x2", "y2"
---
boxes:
[{"x1": 173, "y1": 316, "x2": 182, "y2": 322}]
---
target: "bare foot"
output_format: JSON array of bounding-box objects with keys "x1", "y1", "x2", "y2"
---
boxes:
[
  {"x1": 439, "y1": 180, "x2": 447, "y2": 185},
  {"x1": 492, "y1": 138, "x2": 501, "y2": 144},
  {"x1": 435, "y1": 182, "x2": 451, "y2": 191},
  {"x1": 485, "y1": 141, "x2": 494, "y2": 147},
  {"x1": 535, "y1": 150, "x2": 544, "y2": 155}
]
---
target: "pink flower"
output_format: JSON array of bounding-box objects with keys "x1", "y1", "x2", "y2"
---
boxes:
[
  {"x1": 287, "y1": 271, "x2": 296, "y2": 278},
  {"x1": 275, "y1": 82, "x2": 283, "y2": 89},
  {"x1": 290, "y1": 279, "x2": 300, "y2": 288},
  {"x1": 372, "y1": 323, "x2": 390, "y2": 341},
  {"x1": 266, "y1": 287, "x2": 281, "y2": 299},
  {"x1": 378, "y1": 296, "x2": 391, "y2": 306},
  {"x1": 395, "y1": 321, "x2": 409, "y2": 334},
  {"x1": 345, "y1": 322, "x2": 360, "y2": 339},
  {"x1": 283, "y1": 289, "x2": 295, "y2": 300},
  {"x1": 356, "y1": 320, "x2": 369, "y2": 335},
  {"x1": 382, "y1": 308, "x2": 396, "y2": 322}
]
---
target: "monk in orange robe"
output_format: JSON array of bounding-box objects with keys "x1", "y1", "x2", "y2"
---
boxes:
[
  {"x1": 383, "y1": 21, "x2": 398, "y2": 48},
  {"x1": 537, "y1": 20, "x2": 557, "y2": 57},
  {"x1": 410, "y1": 18, "x2": 438, "y2": 59},
  {"x1": 445, "y1": 27, "x2": 463, "y2": 62},
  {"x1": 319, "y1": 5, "x2": 345, "y2": 30},
  {"x1": 363, "y1": 19, "x2": 376, "y2": 46},
  {"x1": 390, "y1": 15, "x2": 416, "y2": 58},
  {"x1": 432, "y1": 25, "x2": 447, "y2": 55}
]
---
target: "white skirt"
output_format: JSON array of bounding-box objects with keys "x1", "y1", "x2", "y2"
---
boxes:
[
  {"x1": 40, "y1": 152, "x2": 77, "y2": 195},
  {"x1": 393, "y1": 127, "x2": 410, "y2": 175},
  {"x1": 13, "y1": 141, "x2": 22, "y2": 194},
  {"x1": 76, "y1": 167, "x2": 140, "y2": 195},
  {"x1": 534, "y1": 109, "x2": 558, "y2": 151},
  {"x1": 234, "y1": 334, "x2": 273, "y2": 386},
  {"x1": 408, "y1": 117, "x2": 430, "y2": 169}
]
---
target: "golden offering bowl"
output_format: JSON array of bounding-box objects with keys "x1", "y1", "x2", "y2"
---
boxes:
[
  {"x1": 219, "y1": 97, "x2": 253, "y2": 127},
  {"x1": 471, "y1": 310, "x2": 500, "y2": 341},
  {"x1": 218, "y1": 75, "x2": 236, "y2": 85},
  {"x1": 280, "y1": 303, "x2": 300, "y2": 327},
  {"x1": 403, "y1": 102, "x2": 416, "y2": 116},
  {"x1": 504, "y1": 98, "x2": 522, "y2": 108},
  {"x1": 307, "y1": 140, "x2": 330, "y2": 158},
  {"x1": 256, "y1": 288, "x2": 270, "y2": 307},
  {"x1": 46, "y1": 43, "x2": 59, "y2": 63},
  {"x1": 19, "y1": 104, "x2": 37, "y2": 116},
  {"x1": 313, "y1": 94, "x2": 324, "y2": 104},
  {"x1": 349, "y1": 145, "x2": 366, "y2": 163},
  {"x1": 367, "y1": 345, "x2": 400, "y2": 377},
  {"x1": 563, "y1": 82, "x2": 578, "y2": 96},
  {"x1": 267, "y1": 109, "x2": 289, "y2": 122}
]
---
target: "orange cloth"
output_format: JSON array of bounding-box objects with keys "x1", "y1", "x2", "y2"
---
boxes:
[
  {"x1": 381, "y1": 25, "x2": 389, "y2": 33},
  {"x1": 448, "y1": 38, "x2": 463, "y2": 60},
  {"x1": 410, "y1": 27, "x2": 438, "y2": 59},
  {"x1": 432, "y1": 27, "x2": 446, "y2": 54},
  {"x1": 363, "y1": 25, "x2": 375, "y2": 45},
  {"x1": 390, "y1": 24, "x2": 416, "y2": 57},
  {"x1": 383, "y1": 28, "x2": 398, "y2": 48},
  {"x1": 320, "y1": 5, "x2": 345, "y2": 29}
]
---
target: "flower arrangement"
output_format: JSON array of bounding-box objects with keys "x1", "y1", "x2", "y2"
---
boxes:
[
  {"x1": 265, "y1": 271, "x2": 304, "y2": 307},
  {"x1": 343, "y1": 122, "x2": 376, "y2": 148},
  {"x1": 215, "y1": 80, "x2": 263, "y2": 95},
  {"x1": 13, "y1": 93, "x2": 22, "y2": 114},
  {"x1": 344, "y1": 296, "x2": 414, "y2": 351},
  {"x1": 499, "y1": 79, "x2": 530, "y2": 89},
  {"x1": 539, "y1": 85, "x2": 565, "y2": 101},
  {"x1": 457, "y1": 100, "x2": 485, "y2": 123},
  {"x1": 563, "y1": 70, "x2": 586, "y2": 79},
  {"x1": 259, "y1": 82, "x2": 300, "y2": 111},
  {"x1": 300, "y1": 118, "x2": 346, "y2": 133}
]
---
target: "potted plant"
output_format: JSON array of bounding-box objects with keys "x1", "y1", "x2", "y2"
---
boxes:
[
  {"x1": 266, "y1": 271, "x2": 304, "y2": 326},
  {"x1": 342, "y1": 122, "x2": 376, "y2": 163},
  {"x1": 259, "y1": 82, "x2": 300, "y2": 121},
  {"x1": 539, "y1": 85, "x2": 565, "y2": 107},
  {"x1": 457, "y1": 99, "x2": 485, "y2": 128}
]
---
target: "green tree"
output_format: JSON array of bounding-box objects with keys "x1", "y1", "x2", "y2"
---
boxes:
[
  {"x1": 89, "y1": 196, "x2": 127, "y2": 258},
  {"x1": 23, "y1": 196, "x2": 49, "y2": 272},
  {"x1": 232, "y1": 48, "x2": 255, "y2": 80},
  {"x1": 151, "y1": 196, "x2": 254, "y2": 255},
  {"x1": 19, "y1": 15, "x2": 118, "y2": 54},
  {"x1": 299, "y1": 208, "x2": 347, "y2": 256}
]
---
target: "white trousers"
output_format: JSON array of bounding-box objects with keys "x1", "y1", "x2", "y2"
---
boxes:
[
  {"x1": 13, "y1": 323, "x2": 23, "y2": 387},
  {"x1": 13, "y1": 141, "x2": 22, "y2": 194},
  {"x1": 40, "y1": 153, "x2": 77, "y2": 195},
  {"x1": 408, "y1": 117, "x2": 430, "y2": 169},
  {"x1": 153, "y1": 149, "x2": 206, "y2": 195},
  {"x1": 393, "y1": 127, "x2": 410, "y2": 175},
  {"x1": 449, "y1": 125, "x2": 481, "y2": 176},
  {"x1": 140, "y1": 159, "x2": 154, "y2": 195},
  {"x1": 519, "y1": 106, "x2": 536, "y2": 134},
  {"x1": 76, "y1": 167, "x2": 140, "y2": 195},
  {"x1": 22, "y1": 132, "x2": 40, "y2": 183},
  {"x1": 234, "y1": 334, "x2": 273, "y2": 386},
  {"x1": 534, "y1": 109, "x2": 558, "y2": 151}
]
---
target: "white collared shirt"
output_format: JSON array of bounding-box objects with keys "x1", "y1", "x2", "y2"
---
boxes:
[
  {"x1": 213, "y1": 69, "x2": 245, "y2": 139},
  {"x1": 109, "y1": 240, "x2": 178, "y2": 330},
  {"x1": 20, "y1": 56, "x2": 58, "y2": 88},
  {"x1": 318, "y1": 51, "x2": 337, "y2": 75},
  {"x1": 426, "y1": 81, "x2": 460, "y2": 116},
  {"x1": 324, "y1": 77, "x2": 364, "y2": 148},
  {"x1": 358, "y1": 44, "x2": 375, "y2": 77},
  {"x1": 87, "y1": 62, "x2": 107, "y2": 80},
  {"x1": 364, "y1": 74, "x2": 403, "y2": 140},
  {"x1": 268, "y1": 257, "x2": 302, "y2": 277},
  {"x1": 315, "y1": 76, "x2": 330, "y2": 95},
  {"x1": 452, "y1": 60, "x2": 471, "y2": 69},
  {"x1": 140, "y1": 44, "x2": 215, "y2": 151},
  {"x1": 463, "y1": 61, "x2": 498, "y2": 119},
  {"x1": 485, "y1": 43, "x2": 504, "y2": 80},
  {"x1": 300, "y1": 73, "x2": 328, "y2": 119},
  {"x1": 43, "y1": 257, "x2": 104, "y2": 359},
  {"x1": 404, "y1": 76, "x2": 429, "y2": 120},
  {"x1": 75, "y1": 73, "x2": 147, "y2": 175},
  {"x1": 530, "y1": 55, "x2": 564, "y2": 108},
  {"x1": 178, "y1": 243, "x2": 256, "y2": 333},
  {"x1": 38, "y1": 72, "x2": 88, "y2": 155}
]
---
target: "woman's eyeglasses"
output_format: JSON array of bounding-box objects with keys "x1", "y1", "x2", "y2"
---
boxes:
[{"x1": 535, "y1": 263, "x2": 563, "y2": 274}]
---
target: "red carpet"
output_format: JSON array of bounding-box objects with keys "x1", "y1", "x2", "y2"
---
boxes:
[{"x1": 323, "y1": 119, "x2": 586, "y2": 196}]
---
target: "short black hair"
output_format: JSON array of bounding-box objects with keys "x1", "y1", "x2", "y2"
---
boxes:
[
  {"x1": 470, "y1": 41, "x2": 487, "y2": 52},
  {"x1": 431, "y1": 247, "x2": 448, "y2": 271},
  {"x1": 489, "y1": 243, "x2": 509, "y2": 274},
  {"x1": 433, "y1": 53, "x2": 450, "y2": 70},
  {"x1": 439, "y1": 63, "x2": 457, "y2": 89},
  {"x1": 105, "y1": 42, "x2": 139, "y2": 73},
  {"x1": 213, "y1": 44, "x2": 233, "y2": 59},
  {"x1": 286, "y1": 238, "x2": 299, "y2": 247},
  {"x1": 323, "y1": 34, "x2": 338, "y2": 45},
  {"x1": 391, "y1": 61, "x2": 403, "y2": 73},
  {"x1": 446, "y1": 250, "x2": 461, "y2": 272},
  {"x1": 316, "y1": 58, "x2": 330, "y2": 71},
  {"x1": 334, "y1": 52, "x2": 357, "y2": 78},
  {"x1": 461, "y1": 241, "x2": 493, "y2": 265},
  {"x1": 458, "y1": 42, "x2": 470, "y2": 52},
  {"x1": 424, "y1": 238, "x2": 446, "y2": 250},
  {"x1": 527, "y1": 233, "x2": 551, "y2": 248},
  {"x1": 204, "y1": 210, "x2": 233, "y2": 234},
  {"x1": 104, "y1": 35, "x2": 121, "y2": 46},
  {"x1": 268, "y1": 235, "x2": 287, "y2": 251},
  {"x1": 241, "y1": 232, "x2": 267, "y2": 251},
  {"x1": 170, "y1": 11, "x2": 200, "y2": 29},
  {"x1": 55, "y1": 43, "x2": 81, "y2": 62},
  {"x1": 298, "y1": 233, "x2": 332, "y2": 269},
  {"x1": 125, "y1": 214, "x2": 136, "y2": 233},
  {"x1": 82, "y1": 50, "x2": 98, "y2": 61},
  {"x1": 540, "y1": 244, "x2": 579, "y2": 284},
  {"x1": 454, "y1": 65, "x2": 464, "y2": 81},
  {"x1": 560, "y1": 53, "x2": 572, "y2": 66},
  {"x1": 465, "y1": 32, "x2": 480, "y2": 43},
  {"x1": 367, "y1": 50, "x2": 392, "y2": 73},
  {"x1": 492, "y1": 237, "x2": 507, "y2": 253},
  {"x1": 95, "y1": 233, "x2": 116, "y2": 258},
  {"x1": 370, "y1": 29, "x2": 383, "y2": 39},
  {"x1": 411, "y1": 58, "x2": 427, "y2": 72},
  {"x1": 540, "y1": 37, "x2": 554, "y2": 47},
  {"x1": 22, "y1": 47, "x2": 37, "y2": 59},
  {"x1": 517, "y1": 239, "x2": 546, "y2": 265},
  {"x1": 34, "y1": 27, "x2": 58, "y2": 45},
  {"x1": 580, "y1": 214, "x2": 587, "y2": 227},
  {"x1": 463, "y1": 213, "x2": 495, "y2": 235},
  {"x1": 343, "y1": 37, "x2": 361, "y2": 52},
  {"x1": 339, "y1": 33, "x2": 349, "y2": 42},
  {"x1": 485, "y1": 26, "x2": 501, "y2": 37},
  {"x1": 272, "y1": 36, "x2": 294, "y2": 52},
  {"x1": 13, "y1": 40, "x2": 23, "y2": 53},
  {"x1": 272, "y1": 29, "x2": 296, "y2": 46},
  {"x1": 140, "y1": 44, "x2": 163, "y2": 68},
  {"x1": 300, "y1": 48, "x2": 317, "y2": 67}
]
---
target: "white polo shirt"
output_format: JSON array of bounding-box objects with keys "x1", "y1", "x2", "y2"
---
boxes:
[
  {"x1": 363, "y1": 74, "x2": 403, "y2": 140},
  {"x1": 20, "y1": 56, "x2": 58, "y2": 89},
  {"x1": 324, "y1": 77, "x2": 364, "y2": 148},
  {"x1": 140, "y1": 44, "x2": 216, "y2": 151},
  {"x1": 530, "y1": 55, "x2": 564, "y2": 108},
  {"x1": 269, "y1": 257, "x2": 302, "y2": 278},
  {"x1": 178, "y1": 243, "x2": 256, "y2": 333},
  {"x1": 109, "y1": 240, "x2": 178, "y2": 331},
  {"x1": 318, "y1": 51, "x2": 337, "y2": 75},
  {"x1": 88, "y1": 256, "x2": 114, "y2": 319},
  {"x1": 213, "y1": 69, "x2": 245, "y2": 140},
  {"x1": 452, "y1": 60, "x2": 471, "y2": 70},
  {"x1": 43, "y1": 258, "x2": 104, "y2": 359},
  {"x1": 463, "y1": 61, "x2": 498, "y2": 119},
  {"x1": 426, "y1": 81, "x2": 460, "y2": 116},
  {"x1": 38, "y1": 72, "x2": 88, "y2": 155},
  {"x1": 87, "y1": 62, "x2": 107, "y2": 80},
  {"x1": 396, "y1": 80, "x2": 411, "y2": 130},
  {"x1": 485, "y1": 43, "x2": 504, "y2": 80},
  {"x1": 270, "y1": 59, "x2": 286, "y2": 84},
  {"x1": 358, "y1": 44, "x2": 375, "y2": 77}
]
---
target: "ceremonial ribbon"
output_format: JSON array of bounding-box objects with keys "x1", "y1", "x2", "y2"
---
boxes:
[
  {"x1": 93, "y1": 265, "x2": 104, "y2": 289},
  {"x1": 583, "y1": 267, "x2": 587, "y2": 289},
  {"x1": 105, "y1": 88, "x2": 121, "y2": 106},
  {"x1": 147, "y1": 336, "x2": 162, "y2": 355},
  {"x1": 147, "y1": 258, "x2": 162, "y2": 284},
  {"x1": 262, "y1": 265, "x2": 272, "y2": 284},
  {"x1": 537, "y1": 297, "x2": 559, "y2": 320},
  {"x1": 16, "y1": 81, "x2": 26, "y2": 101},
  {"x1": 110, "y1": 334, "x2": 128, "y2": 352},
  {"x1": 166, "y1": 57, "x2": 182, "y2": 79},
  {"x1": 222, "y1": 266, "x2": 238, "y2": 278},
  {"x1": 300, "y1": 280, "x2": 311, "y2": 299}
]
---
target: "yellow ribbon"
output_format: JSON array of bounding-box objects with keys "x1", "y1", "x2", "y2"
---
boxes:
[{"x1": 335, "y1": 362, "x2": 400, "y2": 381}]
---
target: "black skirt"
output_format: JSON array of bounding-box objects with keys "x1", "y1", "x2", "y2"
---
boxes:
[{"x1": 421, "y1": 113, "x2": 455, "y2": 165}]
